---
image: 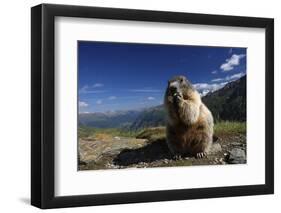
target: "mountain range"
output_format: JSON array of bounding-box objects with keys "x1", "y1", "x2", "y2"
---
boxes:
[
  {"x1": 202, "y1": 75, "x2": 246, "y2": 121},
  {"x1": 79, "y1": 75, "x2": 246, "y2": 129},
  {"x1": 79, "y1": 110, "x2": 142, "y2": 128}
]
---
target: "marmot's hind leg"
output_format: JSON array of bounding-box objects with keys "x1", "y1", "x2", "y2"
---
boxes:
[
  {"x1": 188, "y1": 131, "x2": 212, "y2": 158},
  {"x1": 166, "y1": 138, "x2": 183, "y2": 160}
]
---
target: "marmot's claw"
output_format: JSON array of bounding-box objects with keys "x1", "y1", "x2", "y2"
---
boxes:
[
  {"x1": 173, "y1": 154, "x2": 182, "y2": 160},
  {"x1": 196, "y1": 152, "x2": 207, "y2": 159}
]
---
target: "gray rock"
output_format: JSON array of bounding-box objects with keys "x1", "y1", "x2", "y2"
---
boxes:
[
  {"x1": 226, "y1": 148, "x2": 246, "y2": 164},
  {"x1": 210, "y1": 142, "x2": 222, "y2": 154}
]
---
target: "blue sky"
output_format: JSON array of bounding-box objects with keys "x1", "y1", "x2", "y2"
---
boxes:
[{"x1": 78, "y1": 41, "x2": 246, "y2": 113}]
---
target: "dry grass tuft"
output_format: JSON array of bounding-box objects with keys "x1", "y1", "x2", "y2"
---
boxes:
[{"x1": 94, "y1": 133, "x2": 113, "y2": 141}]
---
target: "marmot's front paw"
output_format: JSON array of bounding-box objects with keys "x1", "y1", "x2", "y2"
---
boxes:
[
  {"x1": 173, "y1": 92, "x2": 183, "y2": 98},
  {"x1": 173, "y1": 92, "x2": 183, "y2": 104},
  {"x1": 196, "y1": 152, "x2": 207, "y2": 159}
]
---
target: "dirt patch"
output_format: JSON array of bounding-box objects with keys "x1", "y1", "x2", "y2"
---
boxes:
[{"x1": 78, "y1": 130, "x2": 246, "y2": 170}]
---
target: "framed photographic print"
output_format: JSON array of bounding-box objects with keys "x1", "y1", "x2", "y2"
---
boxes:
[{"x1": 31, "y1": 4, "x2": 274, "y2": 209}]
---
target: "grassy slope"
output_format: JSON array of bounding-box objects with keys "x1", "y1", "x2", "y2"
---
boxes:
[
  {"x1": 79, "y1": 121, "x2": 246, "y2": 140},
  {"x1": 214, "y1": 121, "x2": 246, "y2": 136},
  {"x1": 78, "y1": 126, "x2": 142, "y2": 139}
]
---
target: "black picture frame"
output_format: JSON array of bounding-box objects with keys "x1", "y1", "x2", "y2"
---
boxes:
[{"x1": 31, "y1": 3, "x2": 274, "y2": 209}]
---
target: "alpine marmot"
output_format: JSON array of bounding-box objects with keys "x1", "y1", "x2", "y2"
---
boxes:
[{"x1": 164, "y1": 75, "x2": 214, "y2": 158}]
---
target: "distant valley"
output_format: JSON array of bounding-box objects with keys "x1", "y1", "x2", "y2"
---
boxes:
[{"x1": 79, "y1": 75, "x2": 246, "y2": 130}]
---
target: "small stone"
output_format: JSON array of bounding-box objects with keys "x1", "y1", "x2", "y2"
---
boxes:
[
  {"x1": 164, "y1": 159, "x2": 169, "y2": 164},
  {"x1": 210, "y1": 143, "x2": 222, "y2": 153},
  {"x1": 225, "y1": 148, "x2": 246, "y2": 164}
]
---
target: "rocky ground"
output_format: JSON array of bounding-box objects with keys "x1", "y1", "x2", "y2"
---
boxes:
[{"x1": 78, "y1": 127, "x2": 246, "y2": 171}]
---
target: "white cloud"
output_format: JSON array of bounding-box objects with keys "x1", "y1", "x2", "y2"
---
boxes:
[
  {"x1": 225, "y1": 72, "x2": 245, "y2": 81},
  {"x1": 129, "y1": 89, "x2": 162, "y2": 93},
  {"x1": 211, "y1": 70, "x2": 218, "y2": 74},
  {"x1": 211, "y1": 72, "x2": 245, "y2": 83},
  {"x1": 108, "y1": 96, "x2": 117, "y2": 100},
  {"x1": 147, "y1": 96, "x2": 155, "y2": 100},
  {"x1": 79, "y1": 85, "x2": 89, "y2": 93},
  {"x1": 194, "y1": 82, "x2": 228, "y2": 96},
  {"x1": 79, "y1": 85, "x2": 106, "y2": 94},
  {"x1": 195, "y1": 72, "x2": 245, "y2": 96},
  {"x1": 200, "y1": 90, "x2": 210, "y2": 97},
  {"x1": 79, "y1": 111, "x2": 90, "y2": 114},
  {"x1": 194, "y1": 82, "x2": 227, "y2": 91},
  {"x1": 96, "y1": 100, "x2": 102, "y2": 105},
  {"x1": 220, "y1": 54, "x2": 246, "y2": 72},
  {"x1": 79, "y1": 101, "x2": 88, "y2": 107},
  {"x1": 211, "y1": 78, "x2": 224, "y2": 82},
  {"x1": 92, "y1": 83, "x2": 104, "y2": 88}
]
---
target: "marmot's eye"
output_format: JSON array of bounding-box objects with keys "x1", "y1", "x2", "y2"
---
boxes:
[{"x1": 180, "y1": 78, "x2": 184, "y2": 83}]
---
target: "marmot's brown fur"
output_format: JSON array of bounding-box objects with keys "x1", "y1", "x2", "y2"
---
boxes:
[{"x1": 164, "y1": 75, "x2": 214, "y2": 158}]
